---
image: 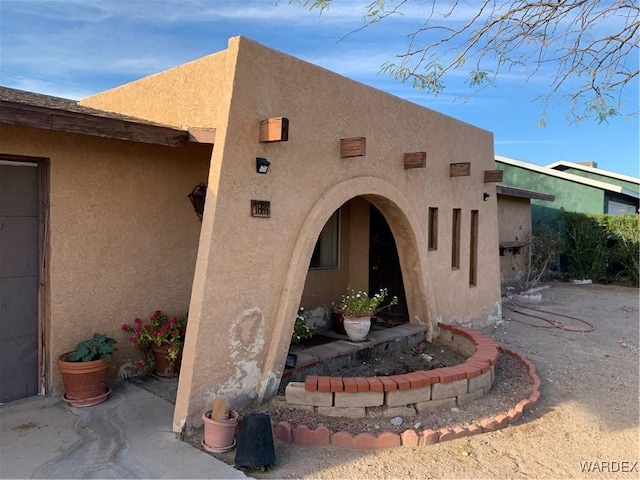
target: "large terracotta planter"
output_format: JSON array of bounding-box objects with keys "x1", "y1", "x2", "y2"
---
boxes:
[
  {"x1": 57, "y1": 353, "x2": 112, "y2": 407},
  {"x1": 152, "y1": 344, "x2": 182, "y2": 378},
  {"x1": 343, "y1": 316, "x2": 371, "y2": 341},
  {"x1": 202, "y1": 409, "x2": 239, "y2": 453}
]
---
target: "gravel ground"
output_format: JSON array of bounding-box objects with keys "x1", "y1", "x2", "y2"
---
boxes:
[{"x1": 205, "y1": 282, "x2": 640, "y2": 479}]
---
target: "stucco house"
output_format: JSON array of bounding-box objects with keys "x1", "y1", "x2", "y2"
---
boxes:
[
  {"x1": 1, "y1": 36, "x2": 504, "y2": 434},
  {"x1": 496, "y1": 156, "x2": 640, "y2": 225}
]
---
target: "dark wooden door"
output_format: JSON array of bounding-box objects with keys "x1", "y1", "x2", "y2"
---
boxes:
[
  {"x1": 0, "y1": 162, "x2": 40, "y2": 402},
  {"x1": 368, "y1": 204, "x2": 408, "y2": 324}
]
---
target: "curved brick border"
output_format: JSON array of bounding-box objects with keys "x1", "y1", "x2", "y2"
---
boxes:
[
  {"x1": 273, "y1": 326, "x2": 541, "y2": 450},
  {"x1": 303, "y1": 324, "x2": 499, "y2": 393}
]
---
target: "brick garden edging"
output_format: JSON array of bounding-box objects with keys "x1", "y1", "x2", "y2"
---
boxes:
[{"x1": 273, "y1": 324, "x2": 541, "y2": 450}]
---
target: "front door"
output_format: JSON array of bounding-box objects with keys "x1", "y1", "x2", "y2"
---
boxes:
[
  {"x1": 0, "y1": 160, "x2": 40, "y2": 402},
  {"x1": 369, "y1": 204, "x2": 408, "y2": 324}
]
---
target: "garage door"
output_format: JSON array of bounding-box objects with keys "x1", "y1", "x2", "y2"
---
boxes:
[{"x1": 0, "y1": 161, "x2": 40, "y2": 402}]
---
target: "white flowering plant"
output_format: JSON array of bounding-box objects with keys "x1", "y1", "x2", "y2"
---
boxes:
[
  {"x1": 341, "y1": 288, "x2": 398, "y2": 318},
  {"x1": 291, "y1": 307, "x2": 315, "y2": 344}
]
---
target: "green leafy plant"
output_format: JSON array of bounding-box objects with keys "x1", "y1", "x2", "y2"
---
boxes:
[
  {"x1": 341, "y1": 288, "x2": 398, "y2": 318},
  {"x1": 291, "y1": 307, "x2": 315, "y2": 344},
  {"x1": 122, "y1": 310, "x2": 187, "y2": 371},
  {"x1": 67, "y1": 333, "x2": 117, "y2": 362}
]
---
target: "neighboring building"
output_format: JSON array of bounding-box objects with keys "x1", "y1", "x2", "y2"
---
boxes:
[
  {"x1": 1, "y1": 36, "x2": 504, "y2": 434},
  {"x1": 496, "y1": 155, "x2": 640, "y2": 225},
  {"x1": 496, "y1": 185, "x2": 555, "y2": 290}
]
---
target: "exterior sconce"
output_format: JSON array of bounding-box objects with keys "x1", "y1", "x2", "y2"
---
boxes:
[
  {"x1": 256, "y1": 157, "x2": 270, "y2": 174},
  {"x1": 483, "y1": 192, "x2": 491, "y2": 201},
  {"x1": 188, "y1": 183, "x2": 207, "y2": 219}
]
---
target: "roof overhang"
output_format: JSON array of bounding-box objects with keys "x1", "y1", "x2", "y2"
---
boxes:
[
  {"x1": 496, "y1": 184, "x2": 555, "y2": 202},
  {"x1": 0, "y1": 87, "x2": 215, "y2": 148}
]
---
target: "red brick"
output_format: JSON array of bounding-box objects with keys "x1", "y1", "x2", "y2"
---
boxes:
[
  {"x1": 353, "y1": 432, "x2": 401, "y2": 450},
  {"x1": 494, "y1": 414, "x2": 509, "y2": 429},
  {"x1": 392, "y1": 375, "x2": 411, "y2": 390},
  {"x1": 366, "y1": 376, "x2": 384, "y2": 392},
  {"x1": 437, "y1": 367, "x2": 457, "y2": 383},
  {"x1": 416, "y1": 370, "x2": 439, "y2": 385},
  {"x1": 449, "y1": 366, "x2": 470, "y2": 381},
  {"x1": 331, "y1": 431, "x2": 355, "y2": 448},
  {"x1": 419, "y1": 429, "x2": 440, "y2": 446},
  {"x1": 466, "y1": 424, "x2": 483, "y2": 436},
  {"x1": 405, "y1": 372, "x2": 426, "y2": 388},
  {"x1": 292, "y1": 425, "x2": 311, "y2": 446},
  {"x1": 515, "y1": 399, "x2": 533, "y2": 413},
  {"x1": 308, "y1": 426, "x2": 331, "y2": 446},
  {"x1": 379, "y1": 376, "x2": 398, "y2": 391},
  {"x1": 438, "y1": 428, "x2": 455, "y2": 442},
  {"x1": 401, "y1": 430, "x2": 420, "y2": 447},
  {"x1": 452, "y1": 426, "x2": 471, "y2": 438},
  {"x1": 330, "y1": 377, "x2": 344, "y2": 392},
  {"x1": 532, "y1": 377, "x2": 541, "y2": 392},
  {"x1": 528, "y1": 391, "x2": 540, "y2": 405},
  {"x1": 506, "y1": 408, "x2": 522, "y2": 424},
  {"x1": 274, "y1": 421, "x2": 292, "y2": 443},
  {"x1": 304, "y1": 375, "x2": 319, "y2": 392},
  {"x1": 342, "y1": 377, "x2": 358, "y2": 393},
  {"x1": 459, "y1": 363, "x2": 482, "y2": 379},
  {"x1": 479, "y1": 418, "x2": 499, "y2": 431},
  {"x1": 317, "y1": 376, "x2": 331, "y2": 392},
  {"x1": 354, "y1": 377, "x2": 370, "y2": 392}
]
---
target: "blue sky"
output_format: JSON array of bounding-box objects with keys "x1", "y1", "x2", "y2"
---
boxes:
[{"x1": 1, "y1": 0, "x2": 638, "y2": 177}]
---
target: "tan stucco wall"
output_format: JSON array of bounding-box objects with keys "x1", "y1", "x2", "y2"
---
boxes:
[
  {"x1": 300, "y1": 198, "x2": 370, "y2": 309},
  {"x1": 82, "y1": 36, "x2": 502, "y2": 432},
  {"x1": 0, "y1": 124, "x2": 211, "y2": 393},
  {"x1": 497, "y1": 194, "x2": 532, "y2": 287}
]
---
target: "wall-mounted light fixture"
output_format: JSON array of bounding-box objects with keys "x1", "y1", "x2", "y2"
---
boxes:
[
  {"x1": 256, "y1": 157, "x2": 270, "y2": 174},
  {"x1": 188, "y1": 183, "x2": 207, "y2": 219},
  {"x1": 483, "y1": 192, "x2": 491, "y2": 202}
]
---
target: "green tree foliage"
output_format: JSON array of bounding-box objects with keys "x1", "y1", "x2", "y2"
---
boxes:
[
  {"x1": 296, "y1": 0, "x2": 639, "y2": 124},
  {"x1": 562, "y1": 212, "x2": 639, "y2": 286}
]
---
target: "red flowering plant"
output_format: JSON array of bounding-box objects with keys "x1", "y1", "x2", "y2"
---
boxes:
[{"x1": 122, "y1": 310, "x2": 188, "y2": 372}]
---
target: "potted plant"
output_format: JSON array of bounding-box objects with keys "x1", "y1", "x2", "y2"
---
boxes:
[
  {"x1": 202, "y1": 396, "x2": 239, "y2": 453},
  {"x1": 57, "y1": 333, "x2": 117, "y2": 407},
  {"x1": 340, "y1": 288, "x2": 398, "y2": 341},
  {"x1": 286, "y1": 306, "x2": 315, "y2": 369},
  {"x1": 122, "y1": 310, "x2": 187, "y2": 378}
]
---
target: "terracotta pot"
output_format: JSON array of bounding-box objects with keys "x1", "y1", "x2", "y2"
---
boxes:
[
  {"x1": 342, "y1": 316, "x2": 371, "y2": 341},
  {"x1": 57, "y1": 353, "x2": 112, "y2": 407},
  {"x1": 202, "y1": 409, "x2": 239, "y2": 453},
  {"x1": 152, "y1": 344, "x2": 182, "y2": 377}
]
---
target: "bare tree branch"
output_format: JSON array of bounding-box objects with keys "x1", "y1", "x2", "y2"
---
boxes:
[{"x1": 295, "y1": 0, "x2": 639, "y2": 124}]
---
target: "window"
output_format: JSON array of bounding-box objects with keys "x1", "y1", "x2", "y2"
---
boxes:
[
  {"x1": 428, "y1": 207, "x2": 438, "y2": 250},
  {"x1": 310, "y1": 210, "x2": 340, "y2": 270},
  {"x1": 607, "y1": 200, "x2": 636, "y2": 215},
  {"x1": 451, "y1": 208, "x2": 461, "y2": 269},
  {"x1": 469, "y1": 210, "x2": 479, "y2": 286}
]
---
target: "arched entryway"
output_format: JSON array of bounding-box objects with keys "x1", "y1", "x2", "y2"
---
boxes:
[{"x1": 257, "y1": 177, "x2": 433, "y2": 402}]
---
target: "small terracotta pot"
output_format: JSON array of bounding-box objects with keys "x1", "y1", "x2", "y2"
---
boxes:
[{"x1": 202, "y1": 409, "x2": 239, "y2": 453}]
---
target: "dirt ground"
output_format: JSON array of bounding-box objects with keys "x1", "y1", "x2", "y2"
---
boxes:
[{"x1": 236, "y1": 282, "x2": 639, "y2": 479}]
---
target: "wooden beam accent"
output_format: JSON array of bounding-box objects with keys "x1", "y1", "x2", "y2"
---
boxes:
[
  {"x1": 484, "y1": 170, "x2": 503, "y2": 183},
  {"x1": 259, "y1": 117, "x2": 289, "y2": 142},
  {"x1": 340, "y1": 137, "x2": 366, "y2": 158},
  {"x1": 188, "y1": 127, "x2": 216, "y2": 144},
  {"x1": 403, "y1": 152, "x2": 426, "y2": 169},
  {"x1": 450, "y1": 162, "x2": 471, "y2": 177},
  {"x1": 0, "y1": 102, "x2": 190, "y2": 147}
]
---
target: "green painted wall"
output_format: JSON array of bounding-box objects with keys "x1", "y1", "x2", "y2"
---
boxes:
[
  {"x1": 554, "y1": 166, "x2": 640, "y2": 193},
  {"x1": 496, "y1": 161, "x2": 605, "y2": 226}
]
